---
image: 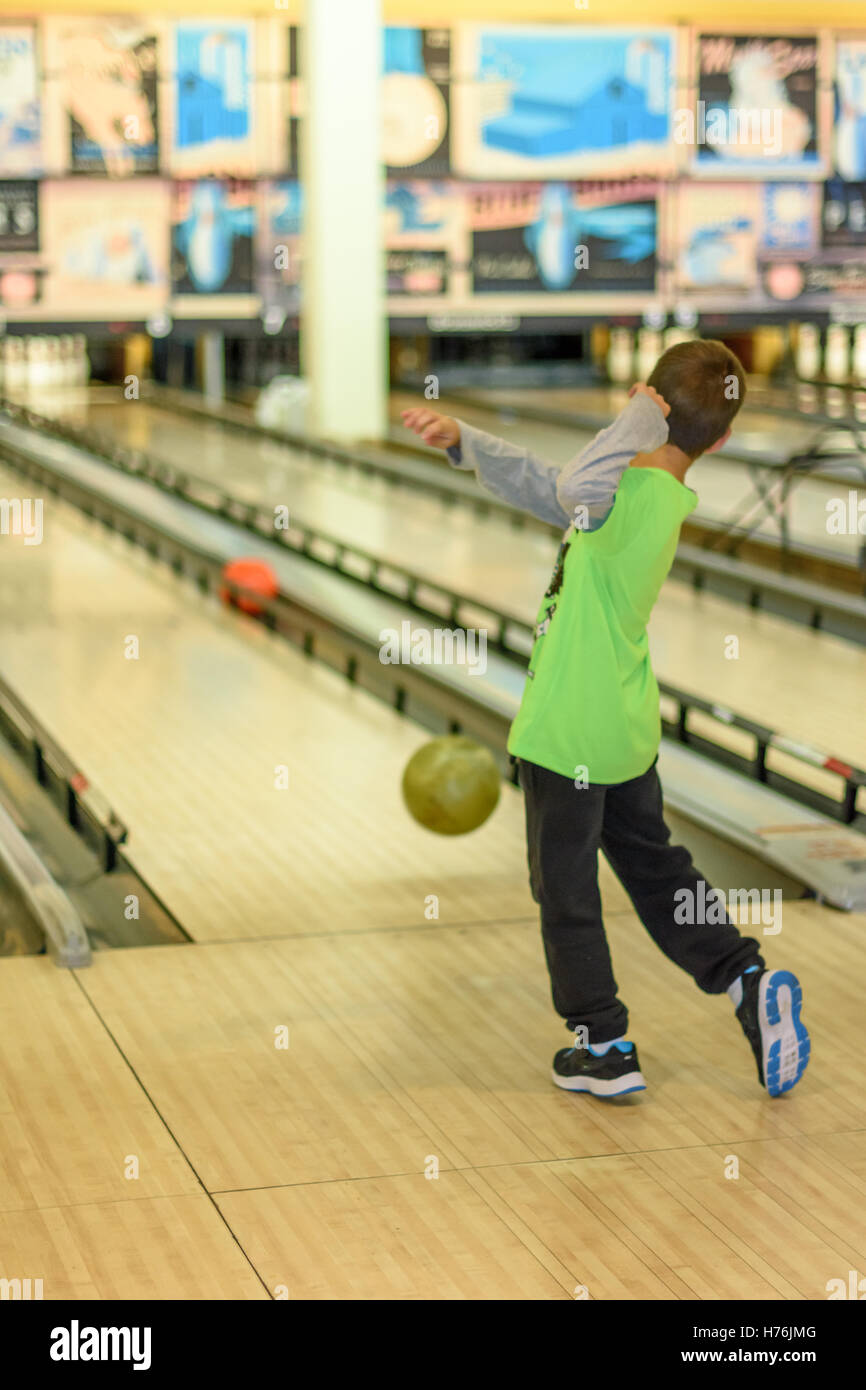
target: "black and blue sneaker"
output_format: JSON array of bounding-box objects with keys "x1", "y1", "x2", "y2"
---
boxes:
[
  {"x1": 552, "y1": 1040, "x2": 646, "y2": 1098},
  {"x1": 736, "y1": 968, "x2": 810, "y2": 1096}
]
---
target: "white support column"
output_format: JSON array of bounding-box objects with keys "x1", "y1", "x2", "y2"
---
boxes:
[{"x1": 301, "y1": 0, "x2": 386, "y2": 442}]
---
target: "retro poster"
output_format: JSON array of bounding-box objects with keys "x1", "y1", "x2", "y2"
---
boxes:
[
  {"x1": 452, "y1": 25, "x2": 676, "y2": 179},
  {"x1": 467, "y1": 182, "x2": 657, "y2": 295},
  {"x1": 41, "y1": 178, "x2": 169, "y2": 314},
  {"x1": 383, "y1": 27, "x2": 451, "y2": 177},
  {"x1": 833, "y1": 40, "x2": 866, "y2": 181},
  {"x1": 0, "y1": 25, "x2": 41, "y2": 176},
  {"x1": 257, "y1": 180, "x2": 301, "y2": 311},
  {"x1": 171, "y1": 23, "x2": 255, "y2": 177},
  {"x1": 385, "y1": 182, "x2": 461, "y2": 298},
  {"x1": 171, "y1": 179, "x2": 256, "y2": 295},
  {"x1": 673, "y1": 183, "x2": 762, "y2": 293},
  {"x1": 0, "y1": 180, "x2": 38, "y2": 252},
  {"x1": 695, "y1": 35, "x2": 820, "y2": 175},
  {"x1": 822, "y1": 179, "x2": 866, "y2": 247},
  {"x1": 53, "y1": 20, "x2": 158, "y2": 176}
]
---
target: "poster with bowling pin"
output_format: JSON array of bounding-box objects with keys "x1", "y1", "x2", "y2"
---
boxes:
[
  {"x1": 694, "y1": 35, "x2": 821, "y2": 176},
  {"x1": 452, "y1": 25, "x2": 677, "y2": 179},
  {"x1": 46, "y1": 19, "x2": 159, "y2": 176},
  {"x1": 257, "y1": 180, "x2": 301, "y2": 313},
  {"x1": 833, "y1": 40, "x2": 866, "y2": 181},
  {"x1": 169, "y1": 23, "x2": 256, "y2": 177},
  {"x1": 0, "y1": 25, "x2": 42, "y2": 176},
  {"x1": 383, "y1": 27, "x2": 451, "y2": 176},
  {"x1": 385, "y1": 182, "x2": 459, "y2": 299},
  {"x1": 467, "y1": 182, "x2": 657, "y2": 296},
  {"x1": 171, "y1": 179, "x2": 255, "y2": 296},
  {"x1": 41, "y1": 178, "x2": 169, "y2": 315}
]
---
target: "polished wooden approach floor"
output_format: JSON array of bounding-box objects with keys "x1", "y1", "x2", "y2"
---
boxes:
[{"x1": 0, "y1": 438, "x2": 864, "y2": 1299}]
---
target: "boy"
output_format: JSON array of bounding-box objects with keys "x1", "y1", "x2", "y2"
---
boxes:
[{"x1": 402, "y1": 339, "x2": 810, "y2": 1100}]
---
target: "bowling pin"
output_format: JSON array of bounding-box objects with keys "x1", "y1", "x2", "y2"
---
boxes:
[
  {"x1": 637, "y1": 328, "x2": 662, "y2": 382},
  {"x1": 72, "y1": 334, "x2": 90, "y2": 385},
  {"x1": 825, "y1": 325, "x2": 850, "y2": 384},
  {"x1": 4, "y1": 337, "x2": 23, "y2": 393},
  {"x1": 852, "y1": 325, "x2": 866, "y2": 384},
  {"x1": 45, "y1": 336, "x2": 62, "y2": 390},
  {"x1": 58, "y1": 335, "x2": 73, "y2": 387},
  {"x1": 607, "y1": 328, "x2": 634, "y2": 384},
  {"x1": 796, "y1": 323, "x2": 821, "y2": 380},
  {"x1": 26, "y1": 336, "x2": 46, "y2": 389},
  {"x1": 663, "y1": 326, "x2": 692, "y2": 352}
]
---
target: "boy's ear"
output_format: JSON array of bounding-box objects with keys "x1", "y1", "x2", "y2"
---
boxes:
[{"x1": 705, "y1": 428, "x2": 731, "y2": 455}]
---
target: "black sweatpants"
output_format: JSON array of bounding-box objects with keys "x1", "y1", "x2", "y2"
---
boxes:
[{"x1": 517, "y1": 756, "x2": 765, "y2": 1043}]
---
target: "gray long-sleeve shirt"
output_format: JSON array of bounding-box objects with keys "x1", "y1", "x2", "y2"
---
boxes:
[{"x1": 445, "y1": 393, "x2": 670, "y2": 531}]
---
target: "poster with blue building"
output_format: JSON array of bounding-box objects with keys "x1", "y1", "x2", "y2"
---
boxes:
[
  {"x1": 453, "y1": 24, "x2": 676, "y2": 179},
  {"x1": 172, "y1": 23, "x2": 255, "y2": 177}
]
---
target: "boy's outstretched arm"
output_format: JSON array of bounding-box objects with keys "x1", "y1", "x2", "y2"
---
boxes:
[{"x1": 401, "y1": 387, "x2": 669, "y2": 530}]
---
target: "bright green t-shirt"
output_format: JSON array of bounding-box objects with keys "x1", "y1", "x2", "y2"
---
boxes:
[{"x1": 507, "y1": 466, "x2": 698, "y2": 784}]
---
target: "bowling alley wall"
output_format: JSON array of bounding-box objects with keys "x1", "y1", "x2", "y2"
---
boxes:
[{"x1": 2, "y1": 18, "x2": 866, "y2": 341}]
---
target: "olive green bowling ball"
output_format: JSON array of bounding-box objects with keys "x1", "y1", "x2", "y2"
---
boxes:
[{"x1": 402, "y1": 735, "x2": 501, "y2": 835}]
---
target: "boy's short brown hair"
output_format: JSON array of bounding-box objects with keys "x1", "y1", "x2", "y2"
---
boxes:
[{"x1": 646, "y1": 339, "x2": 746, "y2": 459}]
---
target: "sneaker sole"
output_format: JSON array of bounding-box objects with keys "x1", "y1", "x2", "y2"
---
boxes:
[
  {"x1": 759, "y1": 970, "x2": 810, "y2": 1096},
  {"x1": 551, "y1": 1068, "x2": 646, "y2": 1098}
]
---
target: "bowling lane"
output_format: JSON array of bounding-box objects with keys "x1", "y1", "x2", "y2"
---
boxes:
[
  {"x1": 19, "y1": 379, "x2": 866, "y2": 570},
  {"x1": 0, "y1": 459, "x2": 539, "y2": 943},
  {"x1": 16, "y1": 387, "x2": 866, "y2": 770}
]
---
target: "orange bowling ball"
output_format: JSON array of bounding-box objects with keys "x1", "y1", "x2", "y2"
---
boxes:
[{"x1": 220, "y1": 558, "x2": 279, "y2": 616}]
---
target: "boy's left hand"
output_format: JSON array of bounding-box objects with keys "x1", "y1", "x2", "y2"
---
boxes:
[{"x1": 628, "y1": 383, "x2": 670, "y2": 418}]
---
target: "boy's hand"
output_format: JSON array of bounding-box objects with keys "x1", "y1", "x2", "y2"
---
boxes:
[
  {"x1": 401, "y1": 407, "x2": 460, "y2": 451},
  {"x1": 628, "y1": 383, "x2": 670, "y2": 418}
]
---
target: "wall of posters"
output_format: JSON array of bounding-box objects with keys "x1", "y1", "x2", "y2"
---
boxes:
[
  {"x1": 171, "y1": 179, "x2": 256, "y2": 295},
  {"x1": 467, "y1": 181, "x2": 657, "y2": 295},
  {"x1": 383, "y1": 27, "x2": 451, "y2": 177},
  {"x1": 41, "y1": 179, "x2": 169, "y2": 315},
  {"x1": 453, "y1": 25, "x2": 676, "y2": 179},
  {"x1": 171, "y1": 23, "x2": 255, "y2": 177},
  {"x1": 0, "y1": 25, "x2": 41, "y2": 176},
  {"x1": 695, "y1": 35, "x2": 820, "y2": 175},
  {"x1": 5, "y1": 18, "x2": 866, "y2": 324},
  {"x1": 52, "y1": 20, "x2": 158, "y2": 177}
]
